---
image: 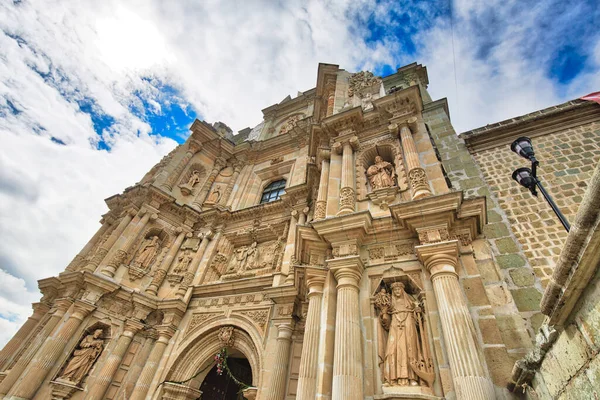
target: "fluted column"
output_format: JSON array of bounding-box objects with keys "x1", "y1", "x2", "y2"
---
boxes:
[
  {"x1": 83, "y1": 211, "x2": 134, "y2": 272},
  {"x1": 0, "y1": 300, "x2": 71, "y2": 396},
  {"x1": 0, "y1": 303, "x2": 49, "y2": 371},
  {"x1": 176, "y1": 231, "x2": 213, "y2": 298},
  {"x1": 296, "y1": 268, "x2": 327, "y2": 400},
  {"x1": 314, "y1": 149, "x2": 330, "y2": 220},
  {"x1": 86, "y1": 321, "x2": 143, "y2": 400},
  {"x1": 219, "y1": 164, "x2": 242, "y2": 207},
  {"x1": 264, "y1": 323, "x2": 294, "y2": 400},
  {"x1": 66, "y1": 220, "x2": 111, "y2": 272},
  {"x1": 192, "y1": 158, "x2": 226, "y2": 208},
  {"x1": 101, "y1": 210, "x2": 157, "y2": 278},
  {"x1": 397, "y1": 119, "x2": 432, "y2": 200},
  {"x1": 280, "y1": 211, "x2": 299, "y2": 285},
  {"x1": 417, "y1": 241, "x2": 495, "y2": 400},
  {"x1": 6, "y1": 301, "x2": 95, "y2": 400},
  {"x1": 161, "y1": 140, "x2": 202, "y2": 192},
  {"x1": 330, "y1": 258, "x2": 364, "y2": 400},
  {"x1": 129, "y1": 327, "x2": 174, "y2": 400},
  {"x1": 146, "y1": 229, "x2": 189, "y2": 295},
  {"x1": 336, "y1": 137, "x2": 359, "y2": 216}
]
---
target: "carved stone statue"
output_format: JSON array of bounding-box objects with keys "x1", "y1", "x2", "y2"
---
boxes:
[
  {"x1": 173, "y1": 250, "x2": 193, "y2": 274},
  {"x1": 133, "y1": 236, "x2": 160, "y2": 270},
  {"x1": 186, "y1": 170, "x2": 202, "y2": 187},
  {"x1": 206, "y1": 184, "x2": 222, "y2": 204},
  {"x1": 375, "y1": 282, "x2": 433, "y2": 388},
  {"x1": 367, "y1": 156, "x2": 396, "y2": 190},
  {"x1": 58, "y1": 329, "x2": 104, "y2": 384},
  {"x1": 225, "y1": 241, "x2": 258, "y2": 273}
]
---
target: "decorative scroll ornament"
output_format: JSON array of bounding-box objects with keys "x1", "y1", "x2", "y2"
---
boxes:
[
  {"x1": 218, "y1": 326, "x2": 235, "y2": 348},
  {"x1": 57, "y1": 329, "x2": 105, "y2": 385},
  {"x1": 314, "y1": 201, "x2": 327, "y2": 220},
  {"x1": 408, "y1": 168, "x2": 429, "y2": 192},
  {"x1": 367, "y1": 156, "x2": 396, "y2": 190},
  {"x1": 374, "y1": 282, "x2": 434, "y2": 388}
]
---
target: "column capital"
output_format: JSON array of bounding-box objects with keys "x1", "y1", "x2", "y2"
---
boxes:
[
  {"x1": 71, "y1": 300, "x2": 96, "y2": 320},
  {"x1": 275, "y1": 323, "x2": 294, "y2": 341},
  {"x1": 31, "y1": 302, "x2": 51, "y2": 318},
  {"x1": 124, "y1": 320, "x2": 145, "y2": 336},
  {"x1": 187, "y1": 139, "x2": 202, "y2": 154},
  {"x1": 398, "y1": 116, "x2": 419, "y2": 132},
  {"x1": 305, "y1": 267, "x2": 327, "y2": 297},
  {"x1": 328, "y1": 256, "x2": 364, "y2": 290},
  {"x1": 416, "y1": 240, "x2": 459, "y2": 278}
]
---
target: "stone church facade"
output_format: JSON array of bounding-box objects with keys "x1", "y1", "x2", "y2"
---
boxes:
[{"x1": 0, "y1": 62, "x2": 599, "y2": 400}]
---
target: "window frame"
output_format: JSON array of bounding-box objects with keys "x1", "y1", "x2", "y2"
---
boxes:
[{"x1": 259, "y1": 179, "x2": 287, "y2": 204}]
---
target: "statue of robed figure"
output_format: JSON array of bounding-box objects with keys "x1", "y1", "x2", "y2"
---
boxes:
[
  {"x1": 374, "y1": 281, "x2": 434, "y2": 388},
  {"x1": 58, "y1": 329, "x2": 105, "y2": 385}
]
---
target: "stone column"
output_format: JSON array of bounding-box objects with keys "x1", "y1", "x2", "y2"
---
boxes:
[
  {"x1": 161, "y1": 140, "x2": 202, "y2": 192},
  {"x1": 176, "y1": 231, "x2": 213, "y2": 298},
  {"x1": 296, "y1": 268, "x2": 327, "y2": 400},
  {"x1": 129, "y1": 327, "x2": 174, "y2": 400},
  {"x1": 397, "y1": 120, "x2": 432, "y2": 200},
  {"x1": 297, "y1": 207, "x2": 308, "y2": 225},
  {"x1": 280, "y1": 211, "x2": 299, "y2": 285},
  {"x1": 146, "y1": 229, "x2": 189, "y2": 295},
  {"x1": 314, "y1": 149, "x2": 330, "y2": 220},
  {"x1": 264, "y1": 323, "x2": 294, "y2": 400},
  {"x1": 86, "y1": 321, "x2": 143, "y2": 400},
  {"x1": 7, "y1": 301, "x2": 95, "y2": 400},
  {"x1": 101, "y1": 210, "x2": 157, "y2": 278},
  {"x1": 83, "y1": 211, "x2": 134, "y2": 272},
  {"x1": 330, "y1": 257, "x2": 364, "y2": 400},
  {"x1": 0, "y1": 300, "x2": 72, "y2": 395},
  {"x1": 326, "y1": 81, "x2": 336, "y2": 117},
  {"x1": 66, "y1": 220, "x2": 111, "y2": 272},
  {"x1": 192, "y1": 158, "x2": 226, "y2": 208},
  {"x1": 417, "y1": 241, "x2": 496, "y2": 400},
  {"x1": 0, "y1": 303, "x2": 49, "y2": 371},
  {"x1": 219, "y1": 164, "x2": 242, "y2": 207},
  {"x1": 336, "y1": 137, "x2": 359, "y2": 216}
]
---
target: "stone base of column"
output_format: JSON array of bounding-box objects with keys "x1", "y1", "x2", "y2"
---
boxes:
[
  {"x1": 337, "y1": 187, "x2": 356, "y2": 216},
  {"x1": 454, "y1": 376, "x2": 496, "y2": 400}
]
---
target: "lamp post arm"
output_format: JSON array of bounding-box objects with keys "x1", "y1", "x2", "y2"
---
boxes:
[{"x1": 535, "y1": 178, "x2": 571, "y2": 232}]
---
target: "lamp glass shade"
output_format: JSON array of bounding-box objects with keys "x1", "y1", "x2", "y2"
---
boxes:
[
  {"x1": 511, "y1": 137, "x2": 535, "y2": 160},
  {"x1": 512, "y1": 167, "x2": 536, "y2": 189}
]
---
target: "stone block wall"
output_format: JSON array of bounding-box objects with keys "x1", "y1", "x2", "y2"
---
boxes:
[
  {"x1": 423, "y1": 101, "x2": 545, "y2": 391},
  {"x1": 532, "y1": 267, "x2": 600, "y2": 399},
  {"x1": 471, "y1": 122, "x2": 600, "y2": 287}
]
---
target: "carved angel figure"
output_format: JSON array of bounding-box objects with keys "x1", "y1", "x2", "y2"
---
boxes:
[
  {"x1": 133, "y1": 236, "x2": 160, "y2": 270},
  {"x1": 186, "y1": 170, "x2": 202, "y2": 187},
  {"x1": 173, "y1": 250, "x2": 193, "y2": 274},
  {"x1": 367, "y1": 156, "x2": 396, "y2": 190},
  {"x1": 375, "y1": 282, "x2": 433, "y2": 388},
  {"x1": 58, "y1": 329, "x2": 104, "y2": 384}
]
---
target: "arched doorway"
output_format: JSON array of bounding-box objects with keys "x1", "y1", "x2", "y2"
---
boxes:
[{"x1": 200, "y1": 349, "x2": 252, "y2": 400}]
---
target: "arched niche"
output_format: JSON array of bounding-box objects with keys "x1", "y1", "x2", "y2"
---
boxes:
[
  {"x1": 127, "y1": 227, "x2": 172, "y2": 280},
  {"x1": 163, "y1": 316, "x2": 264, "y2": 394},
  {"x1": 356, "y1": 141, "x2": 408, "y2": 199}
]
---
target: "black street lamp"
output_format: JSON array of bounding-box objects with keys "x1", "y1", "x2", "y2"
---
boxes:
[{"x1": 510, "y1": 137, "x2": 571, "y2": 232}]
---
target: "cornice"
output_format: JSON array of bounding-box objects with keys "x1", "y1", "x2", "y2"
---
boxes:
[
  {"x1": 192, "y1": 274, "x2": 274, "y2": 298},
  {"x1": 460, "y1": 100, "x2": 600, "y2": 152},
  {"x1": 311, "y1": 210, "x2": 373, "y2": 245}
]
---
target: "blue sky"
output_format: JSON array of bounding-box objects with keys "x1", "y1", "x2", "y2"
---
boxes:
[{"x1": 0, "y1": 0, "x2": 598, "y2": 345}]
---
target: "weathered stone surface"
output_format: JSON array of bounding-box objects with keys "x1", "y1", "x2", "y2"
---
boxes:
[
  {"x1": 510, "y1": 288, "x2": 543, "y2": 311},
  {"x1": 496, "y1": 254, "x2": 526, "y2": 269},
  {"x1": 509, "y1": 268, "x2": 535, "y2": 287},
  {"x1": 495, "y1": 238, "x2": 520, "y2": 254},
  {"x1": 484, "y1": 347, "x2": 514, "y2": 387},
  {"x1": 462, "y1": 277, "x2": 490, "y2": 306}
]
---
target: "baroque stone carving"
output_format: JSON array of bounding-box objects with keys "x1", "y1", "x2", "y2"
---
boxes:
[
  {"x1": 237, "y1": 309, "x2": 269, "y2": 333},
  {"x1": 367, "y1": 156, "x2": 396, "y2": 190},
  {"x1": 279, "y1": 115, "x2": 301, "y2": 135},
  {"x1": 132, "y1": 236, "x2": 161, "y2": 270},
  {"x1": 314, "y1": 201, "x2": 326, "y2": 220},
  {"x1": 408, "y1": 168, "x2": 429, "y2": 193},
  {"x1": 187, "y1": 312, "x2": 224, "y2": 335},
  {"x1": 339, "y1": 187, "x2": 355, "y2": 209},
  {"x1": 218, "y1": 326, "x2": 235, "y2": 347},
  {"x1": 179, "y1": 170, "x2": 202, "y2": 196},
  {"x1": 206, "y1": 184, "x2": 223, "y2": 204},
  {"x1": 57, "y1": 329, "x2": 105, "y2": 385},
  {"x1": 348, "y1": 71, "x2": 382, "y2": 98},
  {"x1": 374, "y1": 282, "x2": 433, "y2": 388},
  {"x1": 418, "y1": 228, "x2": 450, "y2": 244}
]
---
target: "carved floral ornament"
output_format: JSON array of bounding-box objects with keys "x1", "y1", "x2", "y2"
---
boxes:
[
  {"x1": 348, "y1": 70, "x2": 382, "y2": 98},
  {"x1": 218, "y1": 326, "x2": 236, "y2": 347}
]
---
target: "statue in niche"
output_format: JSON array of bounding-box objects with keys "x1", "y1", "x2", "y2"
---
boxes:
[
  {"x1": 206, "y1": 184, "x2": 222, "y2": 204},
  {"x1": 375, "y1": 282, "x2": 433, "y2": 388},
  {"x1": 173, "y1": 250, "x2": 193, "y2": 274},
  {"x1": 186, "y1": 170, "x2": 202, "y2": 187},
  {"x1": 58, "y1": 329, "x2": 104, "y2": 384},
  {"x1": 367, "y1": 156, "x2": 396, "y2": 190},
  {"x1": 133, "y1": 236, "x2": 160, "y2": 270}
]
